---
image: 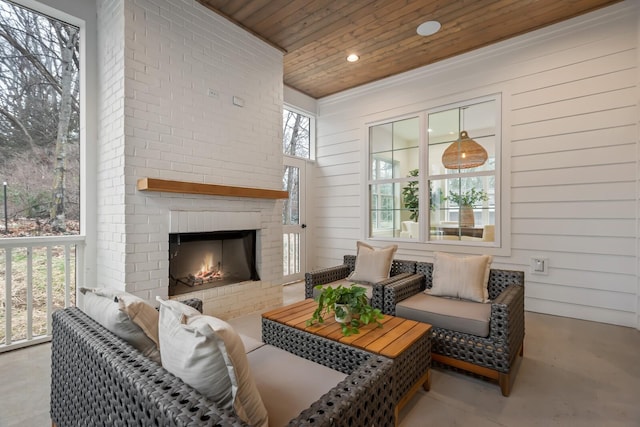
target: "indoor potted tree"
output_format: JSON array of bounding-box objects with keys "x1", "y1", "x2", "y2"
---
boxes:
[
  {"x1": 402, "y1": 169, "x2": 443, "y2": 220},
  {"x1": 402, "y1": 169, "x2": 420, "y2": 221},
  {"x1": 445, "y1": 188, "x2": 488, "y2": 228},
  {"x1": 306, "y1": 284, "x2": 384, "y2": 336}
]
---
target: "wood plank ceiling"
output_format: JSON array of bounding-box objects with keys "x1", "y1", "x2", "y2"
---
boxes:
[{"x1": 197, "y1": 0, "x2": 622, "y2": 99}]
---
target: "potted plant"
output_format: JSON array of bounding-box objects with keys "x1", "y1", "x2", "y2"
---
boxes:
[
  {"x1": 306, "y1": 284, "x2": 384, "y2": 336},
  {"x1": 445, "y1": 188, "x2": 488, "y2": 227},
  {"x1": 402, "y1": 169, "x2": 420, "y2": 221}
]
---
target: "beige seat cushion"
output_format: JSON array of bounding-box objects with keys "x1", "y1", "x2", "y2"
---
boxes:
[
  {"x1": 247, "y1": 344, "x2": 347, "y2": 427},
  {"x1": 240, "y1": 334, "x2": 265, "y2": 354},
  {"x1": 396, "y1": 293, "x2": 491, "y2": 337}
]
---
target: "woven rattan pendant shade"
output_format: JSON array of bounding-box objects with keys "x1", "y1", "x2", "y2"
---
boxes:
[{"x1": 442, "y1": 130, "x2": 488, "y2": 169}]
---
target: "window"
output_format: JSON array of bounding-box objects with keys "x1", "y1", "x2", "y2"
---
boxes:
[
  {"x1": 283, "y1": 107, "x2": 313, "y2": 159},
  {"x1": 428, "y1": 97, "x2": 498, "y2": 243},
  {"x1": 368, "y1": 117, "x2": 419, "y2": 238},
  {"x1": 282, "y1": 106, "x2": 314, "y2": 225},
  {"x1": 367, "y1": 95, "x2": 500, "y2": 246}
]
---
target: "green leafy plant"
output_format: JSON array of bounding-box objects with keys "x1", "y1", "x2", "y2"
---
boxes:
[
  {"x1": 401, "y1": 169, "x2": 419, "y2": 221},
  {"x1": 306, "y1": 284, "x2": 384, "y2": 336},
  {"x1": 402, "y1": 169, "x2": 443, "y2": 220},
  {"x1": 446, "y1": 188, "x2": 488, "y2": 207}
]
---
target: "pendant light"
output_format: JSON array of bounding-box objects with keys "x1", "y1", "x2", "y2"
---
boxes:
[{"x1": 441, "y1": 130, "x2": 488, "y2": 169}]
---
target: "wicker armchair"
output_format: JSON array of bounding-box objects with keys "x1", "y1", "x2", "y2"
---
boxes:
[
  {"x1": 304, "y1": 255, "x2": 416, "y2": 310},
  {"x1": 383, "y1": 262, "x2": 525, "y2": 396}
]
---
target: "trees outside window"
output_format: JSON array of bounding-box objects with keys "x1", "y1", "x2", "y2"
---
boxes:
[
  {"x1": 282, "y1": 107, "x2": 312, "y2": 225},
  {"x1": 282, "y1": 107, "x2": 310, "y2": 159},
  {"x1": 0, "y1": 0, "x2": 80, "y2": 236}
]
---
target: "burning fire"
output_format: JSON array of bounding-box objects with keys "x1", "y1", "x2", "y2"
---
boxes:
[{"x1": 190, "y1": 253, "x2": 223, "y2": 282}]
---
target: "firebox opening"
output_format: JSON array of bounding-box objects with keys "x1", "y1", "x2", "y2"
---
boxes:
[{"x1": 169, "y1": 230, "x2": 259, "y2": 296}]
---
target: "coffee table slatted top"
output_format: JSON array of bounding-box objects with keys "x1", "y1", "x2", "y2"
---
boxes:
[{"x1": 262, "y1": 299, "x2": 431, "y2": 359}]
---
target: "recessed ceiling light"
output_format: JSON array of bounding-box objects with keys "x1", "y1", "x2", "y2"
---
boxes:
[
  {"x1": 346, "y1": 53, "x2": 360, "y2": 62},
  {"x1": 417, "y1": 20, "x2": 441, "y2": 37}
]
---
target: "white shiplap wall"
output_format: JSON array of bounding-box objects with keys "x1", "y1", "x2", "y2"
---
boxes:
[{"x1": 312, "y1": 1, "x2": 639, "y2": 328}]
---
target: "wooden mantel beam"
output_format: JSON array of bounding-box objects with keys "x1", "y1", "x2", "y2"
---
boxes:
[{"x1": 137, "y1": 178, "x2": 289, "y2": 200}]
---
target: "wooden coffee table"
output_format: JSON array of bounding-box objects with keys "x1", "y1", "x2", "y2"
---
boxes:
[{"x1": 262, "y1": 299, "x2": 432, "y2": 425}]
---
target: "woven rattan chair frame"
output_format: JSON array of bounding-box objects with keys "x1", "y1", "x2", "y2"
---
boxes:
[
  {"x1": 304, "y1": 255, "x2": 416, "y2": 310},
  {"x1": 51, "y1": 307, "x2": 249, "y2": 427},
  {"x1": 383, "y1": 263, "x2": 525, "y2": 396}
]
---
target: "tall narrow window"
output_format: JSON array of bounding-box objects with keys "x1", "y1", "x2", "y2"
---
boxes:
[
  {"x1": 427, "y1": 97, "x2": 499, "y2": 244},
  {"x1": 368, "y1": 117, "x2": 419, "y2": 238},
  {"x1": 282, "y1": 106, "x2": 312, "y2": 227}
]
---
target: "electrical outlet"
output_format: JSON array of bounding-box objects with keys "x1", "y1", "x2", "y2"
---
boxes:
[
  {"x1": 207, "y1": 88, "x2": 219, "y2": 98},
  {"x1": 530, "y1": 256, "x2": 548, "y2": 275},
  {"x1": 232, "y1": 96, "x2": 245, "y2": 107}
]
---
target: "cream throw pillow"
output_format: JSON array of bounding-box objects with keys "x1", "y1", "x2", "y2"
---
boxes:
[
  {"x1": 117, "y1": 293, "x2": 160, "y2": 347},
  {"x1": 157, "y1": 299, "x2": 268, "y2": 427},
  {"x1": 348, "y1": 241, "x2": 398, "y2": 283},
  {"x1": 81, "y1": 287, "x2": 161, "y2": 363},
  {"x1": 428, "y1": 252, "x2": 493, "y2": 302}
]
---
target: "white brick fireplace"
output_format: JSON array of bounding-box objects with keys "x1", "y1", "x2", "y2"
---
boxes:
[
  {"x1": 96, "y1": 0, "x2": 285, "y2": 318},
  {"x1": 165, "y1": 209, "x2": 281, "y2": 317}
]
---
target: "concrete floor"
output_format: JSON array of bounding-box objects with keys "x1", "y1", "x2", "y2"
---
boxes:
[{"x1": 1, "y1": 281, "x2": 639, "y2": 426}]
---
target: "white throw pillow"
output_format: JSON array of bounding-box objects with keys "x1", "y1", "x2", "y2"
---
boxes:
[
  {"x1": 427, "y1": 252, "x2": 493, "y2": 302},
  {"x1": 157, "y1": 299, "x2": 235, "y2": 411},
  {"x1": 348, "y1": 241, "x2": 398, "y2": 283},
  {"x1": 157, "y1": 299, "x2": 268, "y2": 427},
  {"x1": 81, "y1": 287, "x2": 161, "y2": 363}
]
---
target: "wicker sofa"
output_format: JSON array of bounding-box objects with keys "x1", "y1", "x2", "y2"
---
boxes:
[
  {"x1": 50, "y1": 302, "x2": 395, "y2": 426},
  {"x1": 382, "y1": 262, "x2": 525, "y2": 396},
  {"x1": 305, "y1": 254, "x2": 416, "y2": 309}
]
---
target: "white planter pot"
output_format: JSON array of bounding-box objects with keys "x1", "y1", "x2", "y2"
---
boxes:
[{"x1": 334, "y1": 303, "x2": 352, "y2": 324}]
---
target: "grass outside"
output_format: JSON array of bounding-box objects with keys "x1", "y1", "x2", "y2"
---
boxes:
[{"x1": 0, "y1": 246, "x2": 76, "y2": 344}]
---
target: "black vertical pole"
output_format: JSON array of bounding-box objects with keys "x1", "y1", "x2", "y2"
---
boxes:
[{"x1": 3, "y1": 182, "x2": 7, "y2": 234}]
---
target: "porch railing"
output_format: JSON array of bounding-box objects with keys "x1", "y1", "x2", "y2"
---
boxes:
[{"x1": 0, "y1": 235, "x2": 84, "y2": 353}]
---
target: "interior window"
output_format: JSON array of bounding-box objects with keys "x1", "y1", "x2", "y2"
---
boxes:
[
  {"x1": 367, "y1": 95, "x2": 500, "y2": 246},
  {"x1": 428, "y1": 99, "x2": 498, "y2": 244},
  {"x1": 368, "y1": 117, "x2": 419, "y2": 238}
]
